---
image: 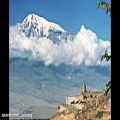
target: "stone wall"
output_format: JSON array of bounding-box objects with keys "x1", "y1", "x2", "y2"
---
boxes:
[
  {"x1": 66, "y1": 96, "x2": 80, "y2": 105},
  {"x1": 66, "y1": 92, "x2": 103, "y2": 105}
]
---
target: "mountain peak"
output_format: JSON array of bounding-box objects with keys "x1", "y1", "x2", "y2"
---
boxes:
[
  {"x1": 24, "y1": 13, "x2": 48, "y2": 23},
  {"x1": 19, "y1": 13, "x2": 65, "y2": 39}
]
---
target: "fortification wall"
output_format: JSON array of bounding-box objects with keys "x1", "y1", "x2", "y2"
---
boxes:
[{"x1": 66, "y1": 96, "x2": 80, "y2": 105}]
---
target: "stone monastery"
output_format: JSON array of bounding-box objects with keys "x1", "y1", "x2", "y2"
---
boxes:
[{"x1": 58, "y1": 83, "x2": 103, "y2": 112}]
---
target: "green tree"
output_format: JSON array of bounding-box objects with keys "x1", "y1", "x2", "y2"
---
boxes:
[
  {"x1": 97, "y1": 0, "x2": 111, "y2": 16},
  {"x1": 97, "y1": 0, "x2": 111, "y2": 95},
  {"x1": 101, "y1": 50, "x2": 111, "y2": 62}
]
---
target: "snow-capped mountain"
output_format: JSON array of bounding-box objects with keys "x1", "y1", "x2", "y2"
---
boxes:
[
  {"x1": 18, "y1": 14, "x2": 74, "y2": 43},
  {"x1": 9, "y1": 13, "x2": 111, "y2": 118},
  {"x1": 10, "y1": 13, "x2": 110, "y2": 66}
]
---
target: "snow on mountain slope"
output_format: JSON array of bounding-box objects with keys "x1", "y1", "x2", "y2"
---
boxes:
[
  {"x1": 18, "y1": 14, "x2": 65, "y2": 38},
  {"x1": 10, "y1": 14, "x2": 110, "y2": 66}
]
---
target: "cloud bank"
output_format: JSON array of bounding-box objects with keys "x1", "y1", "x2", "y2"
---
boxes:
[{"x1": 9, "y1": 25, "x2": 111, "y2": 66}]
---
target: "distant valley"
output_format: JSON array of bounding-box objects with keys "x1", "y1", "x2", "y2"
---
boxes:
[{"x1": 9, "y1": 58, "x2": 110, "y2": 119}]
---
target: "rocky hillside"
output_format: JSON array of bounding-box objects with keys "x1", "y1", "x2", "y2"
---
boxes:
[{"x1": 51, "y1": 94, "x2": 111, "y2": 120}]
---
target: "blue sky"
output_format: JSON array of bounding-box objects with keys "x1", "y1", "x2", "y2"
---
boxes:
[{"x1": 10, "y1": 0, "x2": 111, "y2": 40}]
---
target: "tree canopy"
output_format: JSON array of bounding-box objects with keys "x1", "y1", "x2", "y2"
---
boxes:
[
  {"x1": 97, "y1": 0, "x2": 111, "y2": 16},
  {"x1": 97, "y1": 0, "x2": 111, "y2": 95}
]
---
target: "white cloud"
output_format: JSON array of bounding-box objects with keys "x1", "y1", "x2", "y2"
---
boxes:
[{"x1": 9, "y1": 25, "x2": 111, "y2": 66}]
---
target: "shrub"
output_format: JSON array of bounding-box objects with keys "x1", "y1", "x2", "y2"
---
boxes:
[{"x1": 95, "y1": 111, "x2": 103, "y2": 119}]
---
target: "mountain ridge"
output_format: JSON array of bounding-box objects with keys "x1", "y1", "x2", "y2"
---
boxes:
[
  {"x1": 9, "y1": 13, "x2": 111, "y2": 119},
  {"x1": 10, "y1": 13, "x2": 110, "y2": 66},
  {"x1": 17, "y1": 13, "x2": 74, "y2": 43}
]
